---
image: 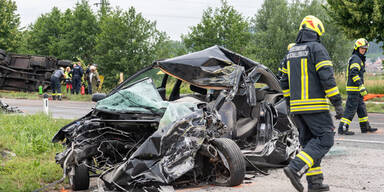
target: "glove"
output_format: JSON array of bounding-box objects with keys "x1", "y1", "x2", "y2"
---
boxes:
[
  {"x1": 334, "y1": 104, "x2": 344, "y2": 120},
  {"x1": 359, "y1": 85, "x2": 367, "y2": 96}
]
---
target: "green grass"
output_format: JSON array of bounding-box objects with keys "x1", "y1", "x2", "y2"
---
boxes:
[
  {"x1": 335, "y1": 73, "x2": 384, "y2": 95},
  {"x1": 365, "y1": 102, "x2": 384, "y2": 113},
  {"x1": 368, "y1": 97, "x2": 384, "y2": 102},
  {"x1": 0, "y1": 114, "x2": 71, "y2": 192},
  {"x1": 332, "y1": 102, "x2": 384, "y2": 113},
  {"x1": 0, "y1": 91, "x2": 40, "y2": 100}
]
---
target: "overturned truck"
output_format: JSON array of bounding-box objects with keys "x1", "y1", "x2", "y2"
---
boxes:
[{"x1": 0, "y1": 49, "x2": 72, "y2": 92}]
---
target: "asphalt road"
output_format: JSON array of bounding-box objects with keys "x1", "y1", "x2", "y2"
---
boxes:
[
  {"x1": 2, "y1": 98, "x2": 384, "y2": 192},
  {"x1": 1, "y1": 98, "x2": 94, "y2": 119},
  {"x1": 183, "y1": 112, "x2": 384, "y2": 192}
]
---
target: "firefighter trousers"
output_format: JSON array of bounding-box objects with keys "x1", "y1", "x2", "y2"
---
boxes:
[
  {"x1": 289, "y1": 112, "x2": 334, "y2": 181},
  {"x1": 338, "y1": 94, "x2": 369, "y2": 132},
  {"x1": 50, "y1": 76, "x2": 62, "y2": 97},
  {"x1": 72, "y1": 76, "x2": 81, "y2": 94}
]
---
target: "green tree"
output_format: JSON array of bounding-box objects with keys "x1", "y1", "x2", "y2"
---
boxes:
[
  {"x1": 27, "y1": 7, "x2": 63, "y2": 56},
  {"x1": 248, "y1": 0, "x2": 351, "y2": 73},
  {"x1": 64, "y1": 0, "x2": 99, "y2": 63},
  {"x1": 182, "y1": 0, "x2": 251, "y2": 53},
  {"x1": 16, "y1": 30, "x2": 34, "y2": 54},
  {"x1": 326, "y1": 0, "x2": 384, "y2": 49},
  {"x1": 27, "y1": 1, "x2": 98, "y2": 63},
  {"x1": 0, "y1": 0, "x2": 20, "y2": 52},
  {"x1": 246, "y1": 0, "x2": 294, "y2": 73},
  {"x1": 156, "y1": 40, "x2": 188, "y2": 60},
  {"x1": 95, "y1": 7, "x2": 166, "y2": 89}
]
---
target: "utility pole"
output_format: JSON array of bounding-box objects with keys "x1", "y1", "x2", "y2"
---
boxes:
[{"x1": 94, "y1": 0, "x2": 110, "y2": 17}]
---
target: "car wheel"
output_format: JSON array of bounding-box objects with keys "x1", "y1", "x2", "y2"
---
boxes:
[
  {"x1": 69, "y1": 163, "x2": 90, "y2": 191},
  {"x1": 211, "y1": 138, "x2": 245, "y2": 186}
]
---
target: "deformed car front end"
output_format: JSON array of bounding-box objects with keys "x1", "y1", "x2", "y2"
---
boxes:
[{"x1": 52, "y1": 45, "x2": 299, "y2": 191}]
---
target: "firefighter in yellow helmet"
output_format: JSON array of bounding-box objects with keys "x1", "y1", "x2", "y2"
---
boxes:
[
  {"x1": 338, "y1": 38, "x2": 378, "y2": 135},
  {"x1": 277, "y1": 43, "x2": 296, "y2": 79},
  {"x1": 280, "y1": 15, "x2": 343, "y2": 192}
]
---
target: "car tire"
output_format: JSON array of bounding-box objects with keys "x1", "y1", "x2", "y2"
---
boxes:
[
  {"x1": 69, "y1": 163, "x2": 90, "y2": 191},
  {"x1": 211, "y1": 138, "x2": 245, "y2": 186}
]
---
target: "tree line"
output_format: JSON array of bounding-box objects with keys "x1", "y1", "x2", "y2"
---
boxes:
[{"x1": 0, "y1": 0, "x2": 381, "y2": 89}]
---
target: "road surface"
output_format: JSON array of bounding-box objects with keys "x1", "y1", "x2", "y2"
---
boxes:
[
  {"x1": 1, "y1": 98, "x2": 94, "y2": 119},
  {"x1": 2, "y1": 98, "x2": 384, "y2": 192}
]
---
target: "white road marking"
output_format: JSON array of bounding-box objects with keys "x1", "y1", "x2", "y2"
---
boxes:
[
  {"x1": 369, "y1": 122, "x2": 384, "y2": 125},
  {"x1": 336, "y1": 138, "x2": 384, "y2": 145}
]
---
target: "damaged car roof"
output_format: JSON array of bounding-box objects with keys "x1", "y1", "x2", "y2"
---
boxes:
[{"x1": 156, "y1": 45, "x2": 280, "y2": 92}]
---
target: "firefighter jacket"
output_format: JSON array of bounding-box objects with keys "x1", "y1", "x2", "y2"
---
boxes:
[
  {"x1": 72, "y1": 65, "x2": 84, "y2": 79},
  {"x1": 280, "y1": 29, "x2": 342, "y2": 114},
  {"x1": 52, "y1": 69, "x2": 65, "y2": 79},
  {"x1": 346, "y1": 51, "x2": 365, "y2": 94}
]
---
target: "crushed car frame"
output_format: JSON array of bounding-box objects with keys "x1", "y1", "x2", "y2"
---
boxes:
[{"x1": 52, "y1": 45, "x2": 300, "y2": 191}]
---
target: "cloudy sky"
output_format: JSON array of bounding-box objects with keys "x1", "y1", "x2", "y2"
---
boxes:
[{"x1": 14, "y1": 0, "x2": 264, "y2": 40}]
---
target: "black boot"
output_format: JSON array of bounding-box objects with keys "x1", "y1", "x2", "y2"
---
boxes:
[
  {"x1": 52, "y1": 95, "x2": 56, "y2": 100},
  {"x1": 308, "y1": 183, "x2": 330, "y2": 192},
  {"x1": 284, "y1": 167, "x2": 304, "y2": 192},
  {"x1": 58, "y1": 95, "x2": 62, "y2": 101},
  {"x1": 360, "y1": 122, "x2": 378, "y2": 133},
  {"x1": 338, "y1": 122, "x2": 354, "y2": 135},
  {"x1": 307, "y1": 174, "x2": 330, "y2": 192}
]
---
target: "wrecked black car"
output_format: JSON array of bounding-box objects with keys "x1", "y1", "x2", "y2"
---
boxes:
[{"x1": 52, "y1": 45, "x2": 300, "y2": 191}]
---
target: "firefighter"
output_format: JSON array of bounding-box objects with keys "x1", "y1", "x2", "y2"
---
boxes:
[
  {"x1": 338, "y1": 38, "x2": 378, "y2": 135},
  {"x1": 280, "y1": 15, "x2": 344, "y2": 192},
  {"x1": 277, "y1": 43, "x2": 295, "y2": 79},
  {"x1": 50, "y1": 67, "x2": 66, "y2": 100},
  {"x1": 71, "y1": 62, "x2": 83, "y2": 94}
]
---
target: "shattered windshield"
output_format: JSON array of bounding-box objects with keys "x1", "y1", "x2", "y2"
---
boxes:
[{"x1": 95, "y1": 78, "x2": 169, "y2": 114}]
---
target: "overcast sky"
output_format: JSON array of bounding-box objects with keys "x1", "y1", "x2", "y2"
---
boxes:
[{"x1": 14, "y1": 0, "x2": 264, "y2": 40}]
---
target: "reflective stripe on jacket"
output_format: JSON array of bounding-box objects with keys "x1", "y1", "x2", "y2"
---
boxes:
[
  {"x1": 280, "y1": 29, "x2": 342, "y2": 114},
  {"x1": 346, "y1": 53, "x2": 365, "y2": 94}
]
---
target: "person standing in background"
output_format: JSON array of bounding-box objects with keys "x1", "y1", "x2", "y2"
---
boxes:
[
  {"x1": 338, "y1": 38, "x2": 378, "y2": 135},
  {"x1": 71, "y1": 62, "x2": 83, "y2": 94},
  {"x1": 87, "y1": 65, "x2": 100, "y2": 94},
  {"x1": 50, "y1": 67, "x2": 66, "y2": 100},
  {"x1": 64, "y1": 67, "x2": 72, "y2": 94}
]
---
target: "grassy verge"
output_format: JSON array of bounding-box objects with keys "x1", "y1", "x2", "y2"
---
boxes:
[
  {"x1": 335, "y1": 73, "x2": 384, "y2": 95},
  {"x1": 331, "y1": 101, "x2": 384, "y2": 113},
  {"x1": 0, "y1": 114, "x2": 71, "y2": 192},
  {"x1": 365, "y1": 102, "x2": 384, "y2": 113}
]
